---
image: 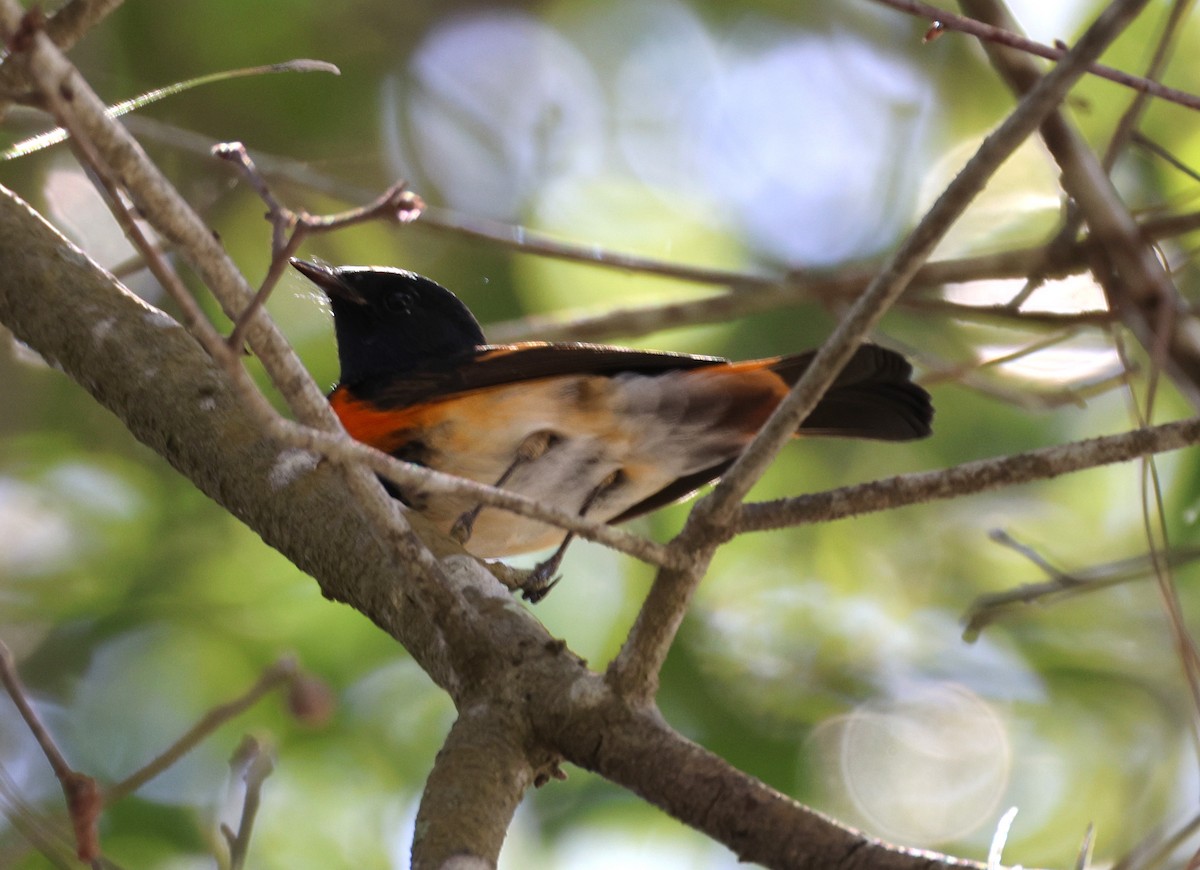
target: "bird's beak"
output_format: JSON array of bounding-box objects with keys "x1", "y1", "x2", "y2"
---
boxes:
[{"x1": 290, "y1": 258, "x2": 367, "y2": 305}]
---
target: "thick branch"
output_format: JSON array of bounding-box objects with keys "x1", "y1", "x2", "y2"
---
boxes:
[
  {"x1": 543, "y1": 677, "x2": 986, "y2": 870},
  {"x1": 413, "y1": 692, "x2": 533, "y2": 867},
  {"x1": 0, "y1": 183, "x2": 992, "y2": 870},
  {"x1": 0, "y1": 185, "x2": 459, "y2": 692}
]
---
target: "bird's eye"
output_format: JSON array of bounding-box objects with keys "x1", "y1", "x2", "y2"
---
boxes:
[{"x1": 383, "y1": 292, "x2": 412, "y2": 315}]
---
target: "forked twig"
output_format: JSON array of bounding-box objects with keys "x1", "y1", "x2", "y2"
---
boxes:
[
  {"x1": 104, "y1": 658, "x2": 300, "y2": 804},
  {"x1": 963, "y1": 535, "x2": 1200, "y2": 639},
  {"x1": 220, "y1": 736, "x2": 275, "y2": 870},
  {"x1": 875, "y1": 0, "x2": 1200, "y2": 111},
  {"x1": 212, "y1": 141, "x2": 423, "y2": 352},
  {"x1": 0, "y1": 641, "x2": 101, "y2": 863},
  {"x1": 0, "y1": 644, "x2": 309, "y2": 865}
]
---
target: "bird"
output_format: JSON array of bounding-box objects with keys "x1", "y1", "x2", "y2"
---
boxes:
[{"x1": 292, "y1": 259, "x2": 932, "y2": 600}]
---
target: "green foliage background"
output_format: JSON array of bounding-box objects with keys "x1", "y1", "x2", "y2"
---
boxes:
[{"x1": 3, "y1": 0, "x2": 1200, "y2": 867}]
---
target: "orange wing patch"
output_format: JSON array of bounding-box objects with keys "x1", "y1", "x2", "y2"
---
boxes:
[{"x1": 684, "y1": 362, "x2": 790, "y2": 436}]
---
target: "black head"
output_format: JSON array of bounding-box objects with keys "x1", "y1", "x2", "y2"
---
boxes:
[{"x1": 292, "y1": 260, "x2": 486, "y2": 386}]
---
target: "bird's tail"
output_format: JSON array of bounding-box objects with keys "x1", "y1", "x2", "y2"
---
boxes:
[{"x1": 763, "y1": 344, "x2": 933, "y2": 441}]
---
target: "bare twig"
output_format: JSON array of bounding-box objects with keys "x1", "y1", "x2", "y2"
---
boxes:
[
  {"x1": 3, "y1": 60, "x2": 340, "y2": 161},
  {"x1": 874, "y1": 0, "x2": 1200, "y2": 112},
  {"x1": 608, "y1": 0, "x2": 1154, "y2": 701},
  {"x1": 1136, "y1": 421, "x2": 1200, "y2": 736},
  {"x1": 212, "y1": 141, "x2": 423, "y2": 352},
  {"x1": 963, "y1": 540, "x2": 1200, "y2": 638},
  {"x1": 961, "y1": 0, "x2": 1200, "y2": 410},
  {"x1": 264, "y1": 416, "x2": 680, "y2": 570},
  {"x1": 1113, "y1": 810, "x2": 1200, "y2": 870},
  {"x1": 220, "y1": 737, "x2": 275, "y2": 870},
  {"x1": 1133, "y1": 131, "x2": 1200, "y2": 184},
  {"x1": 737, "y1": 415, "x2": 1200, "y2": 534},
  {"x1": 0, "y1": 0, "x2": 125, "y2": 105},
  {"x1": 115, "y1": 114, "x2": 1200, "y2": 350},
  {"x1": 1102, "y1": 0, "x2": 1194, "y2": 168},
  {"x1": 0, "y1": 641, "x2": 102, "y2": 862},
  {"x1": 0, "y1": 765, "x2": 79, "y2": 868},
  {"x1": 104, "y1": 659, "x2": 296, "y2": 804}
]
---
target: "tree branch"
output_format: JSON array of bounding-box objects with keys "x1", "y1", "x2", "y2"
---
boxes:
[
  {"x1": 606, "y1": 0, "x2": 1154, "y2": 703},
  {"x1": 543, "y1": 675, "x2": 988, "y2": 870},
  {"x1": 0, "y1": 183, "x2": 997, "y2": 870},
  {"x1": 0, "y1": 184, "x2": 457, "y2": 693},
  {"x1": 412, "y1": 697, "x2": 533, "y2": 867},
  {"x1": 958, "y1": 0, "x2": 1200, "y2": 409},
  {"x1": 875, "y1": 0, "x2": 1200, "y2": 112},
  {"x1": 735, "y1": 416, "x2": 1200, "y2": 534},
  {"x1": 0, "y1": 0, "x2": 125, "y2": 105}
]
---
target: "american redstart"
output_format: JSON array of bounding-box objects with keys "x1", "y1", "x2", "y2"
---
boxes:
[{"x1": 292, "y1": 259, "x2": 933, "y2": 600}]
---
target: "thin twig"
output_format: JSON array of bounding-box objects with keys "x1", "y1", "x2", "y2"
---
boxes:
[
  {"x1": 212, "y1": 141, "x2": 423, "y2": 352},
  {"x1": 607, "y1": 0, "x2": 1154, "y2": 701},
  {"x1": 963, "y1": 542, "x2": 1200, "y2": 639},
  {"x1": 737, "y1": 415, "x2": 1200, "y2": 534},
  {"x1": 0, "y1": 763, "x2": 79, "y2": 868},
  {"x1": 264, "y1": 416, "x2": 681, "y2": 570},
  {"x1": 221, "y1": 737, "x2": 275, "y2": 870},
  {"x1": 116, "y1": 113, "x2": 1200, "y2": 350},
  {"x1": 0, "y1": 641, "x2": 102, "y2": 862},
  {"x1": 104, "y1": 659, "x2": 296, "y2": 804},
  {"x1": 1102, "y1": 0, "x2": 1194, "y2": 168},
  {"x1": 1113, "y1": 811, "x2": 1200, "y2": 870},
  {"x1": 874, "y1": 0, "x2": 1200, "y2": 111},
  {"x1": 1133, "y1": 131, "x2": 1200, "y2": 184}
]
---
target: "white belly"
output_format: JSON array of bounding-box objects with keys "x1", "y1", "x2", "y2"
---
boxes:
[{"x1": 409, "y1": 371, "x2": 748, "y2": 555}]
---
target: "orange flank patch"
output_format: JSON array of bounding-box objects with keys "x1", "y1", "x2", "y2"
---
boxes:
[{"x1": 329, "y1": 387, "x2": 432, "y2": 453}]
